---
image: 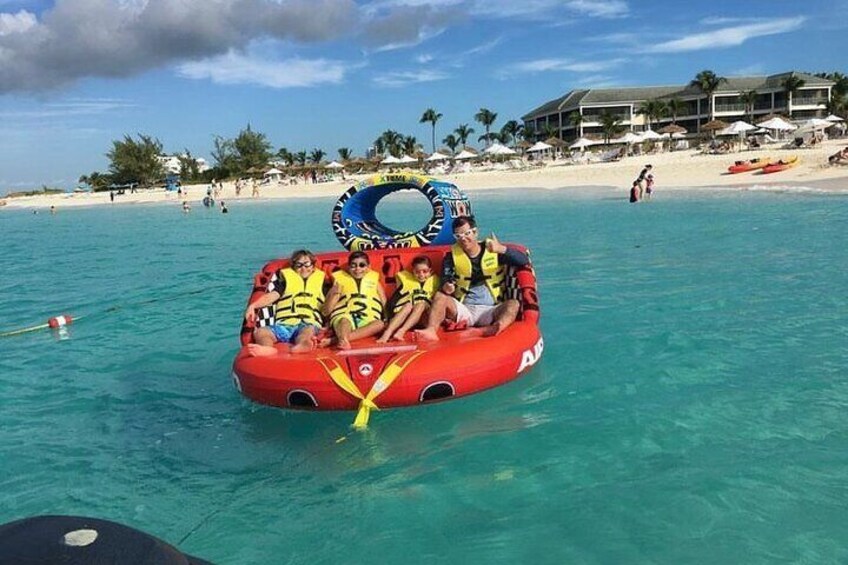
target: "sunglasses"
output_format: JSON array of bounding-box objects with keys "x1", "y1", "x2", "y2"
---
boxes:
[
  {"x1": 350, "y1": 261, "x2": 369, "y2": 268},
  {"x1": 453, "y1": 228, "x2": 476, "y2": 240},
  {"x1": 293, "y1": 261, "x2": 313, "y2": 268}
]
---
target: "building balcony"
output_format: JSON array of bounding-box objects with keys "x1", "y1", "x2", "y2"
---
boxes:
[
  {"x1": 792, "y1": 97, "x2": 828, "y2": 107},
  {"x1": 715, "y1": 103, "x2": 746, "y2": 113}
]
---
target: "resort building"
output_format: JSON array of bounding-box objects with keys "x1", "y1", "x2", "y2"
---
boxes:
[{"x1": 522, "y1": 71, "x2": 835, "y2": 140}]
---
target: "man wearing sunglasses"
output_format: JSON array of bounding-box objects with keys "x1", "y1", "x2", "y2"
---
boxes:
[
  {"x1": 244, "y1": 249, "x2": 330, "y2": 356},
  {"x1": 415, "y1": 215, "x2": 528, "y2": 341}
]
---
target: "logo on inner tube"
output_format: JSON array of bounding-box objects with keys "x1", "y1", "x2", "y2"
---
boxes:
[
  {"x1": 359, "y1": 363, "x2": 373, "y2": 376},
  {"x1": 518, "y1": 337, "x2": 544, "y2": 373}
]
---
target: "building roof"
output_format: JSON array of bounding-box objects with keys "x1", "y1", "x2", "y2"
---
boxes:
[{"x1": 522, "y1": 71, "x2": 835, "y2": 121}]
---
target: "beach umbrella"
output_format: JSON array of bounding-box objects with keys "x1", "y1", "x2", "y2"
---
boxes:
[
  {"x1": 381, "y1": 155, "x2": 401, "y2": 165},
  {"x1": 569, "y1": 137, "x2": 596, "y2": 149},
  {"x1": 825, "y1": 114, "x2": 844, "y2": 122},
  {"x1": 398, "y1": 154, "x2": 418, "y2": 164},
  {"x1": 495, "y1": 144, "x2": 517, "y2": 155},
  {"x1": 756, "y1": 117, "x2": 796, "y2": 131},
  {"x1": 527, "y1": 141, "x2": 553, "y2": 152},
  {"x1": 612, "y1": 132, "x2": 643, "y2": 144},
  {"x1": 326, "y1": 161, "x2": 344, "y2": 169},
  {"x1": 639, "y1": 129, "x2": 664, "y2": 140},
  {"x1": 658, "y1": 124, "x2": 687, "y2": 135},
  {"x1": 717, "y1": 120, "x2": 757, "y2": 136},
  {"x1": 455, "y1": 149, "x2": 478, "y2": 160},
  {"x1": 798, "y1": 118, "x2": 834, "y2": 130},
  {"x1": 516, "y1": 140, "x2": 533, "y2": 149},
  {"x1": 702, "y1": 119, "x2": 729, "y2": 132},
  {"x1": 544, "y1": 137, "x2": 566, "y2": 148},
  {"x1": 425, "y1": 151, "x2": 448, "y2": 162}
]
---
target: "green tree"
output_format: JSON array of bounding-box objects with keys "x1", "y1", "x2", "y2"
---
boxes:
[
  {"x1": 402, "y1": 135, "x2": 420, "y2": 156},
  {"x1": 739, "y1": 90, "x2": 759, "y2": 123},
  {"x1": 420, "y1": 108, "x2": 443, "y2": 153},
  {"x1": 781, "y1": 74, "x2": 806, "y2": 115},
  {"x1": 106, "y1": 133, "x2": 164, "y2": 186},
  {"x1": 569, "y1": 112, "x2": 584, "y2": 137},
  {"x1": 309, "y1": 148, "x2": 326, "y2": 164},
  {"x1": 338, "y1": 147, "x2": 352, "y2": 161},
  {"x1": 276, "y1": 147, "x2": 294, "y2": 167},
  {"x1": 665, "y1": 97, "x2": 686, "y2": 124},
  {"x1": 599, "y1": 111, "x2": 624, "y2": 145},
  {"x1": 376, "y1": 130, "x2": 403, "y2": 157},
  {"x1": 211, "y1": 135, "x2": 238, "y2": 176},
  {"x1": 637, "y1": 98, "x2": 667, "y2": 130},
  {"x1": 689, "y1": 69, "x2": 728, "y2": 122},
  {"x1": 442, "y1": 133, "x2": 460, "y2": 155},
  {"x1": 474, "y1": 108, "x2": 498, "y2": 146},
  {"x1": 500, "y1": 120, "x2": 522, "y2": 147},
  {"x1": 454, "y1": 123, "x2": 475, "y2": 146},
  {"x1": 233, "y1": 124, "x2": 273, "y2": 173},
  {"x1": 177, "y1": 149, "x2": 201, "y2": 181}
]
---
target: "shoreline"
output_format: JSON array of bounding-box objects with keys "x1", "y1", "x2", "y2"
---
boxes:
[{"x1": 3, "y1": 140, "x2": 847, "y2": 210}]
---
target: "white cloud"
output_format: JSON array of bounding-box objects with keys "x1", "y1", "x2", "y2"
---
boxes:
[
  {"x1": 504, "y1": 57, "x2": 626, "y2": 75},
  {"x1": 415, "y1": 53, "x2": 434, "y2": 63},
  {"x1": 0, "y1": 9, "x2": 36, "y2": 35},
  {"x1": 373, "y1": 69, "x2": 449, "y2": 87},
  {"x1": 645, "y1": 16, "x2": 805, "y2": 53},
  {"x1": 177, "y1": 51, "x2": 349, "y2": 88},
  {"x1": 0, "y1": 98, "x2": 137, "y2": 120},
  {"x1": 565, "y1": 0, "x2": 628, "y2": 18}
]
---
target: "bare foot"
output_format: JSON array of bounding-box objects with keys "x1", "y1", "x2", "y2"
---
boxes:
[
  {"x1": 337, "y1": 337, "x2": 351, "y2": 350},
  {"x1": 246, "y1": 343, "x2": 279, "y2": 357},
  {"x1": 318, "y1": 337, "x2": 333, "y2": 348},
  {"x1": 480, "y1": 322, "x2": 503, "y2": 337},
  {"x1": 376, "y1": 334, "x2": 391, "y2": 344},
  {"x1": 392, "y1": 331, "x2": 407, "y2": 342},
  {"x1": 290, "y1": 341, "x2": 315, "y2": 353},
  {"x1": 414, "y1": 328, "x2": 440, "y2": 341}
]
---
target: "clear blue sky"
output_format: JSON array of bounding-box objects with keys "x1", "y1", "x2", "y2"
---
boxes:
[{"x1": 0, "y1": 0, "x2": 845, "y2": 192}]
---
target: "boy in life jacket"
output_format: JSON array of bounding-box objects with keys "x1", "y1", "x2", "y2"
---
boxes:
[
  {"x1": 415, "y1": 215, "x2": 528, "y2": 341},
  {"x1": 322, "y1": 251, "x2": 387, "y2": 350},
  {"x1": 244, "y1": 249, "x2": 329, "y2": 357},
  {"x1": 377, "y1": 254, "x2": 440, "y2": 343}
]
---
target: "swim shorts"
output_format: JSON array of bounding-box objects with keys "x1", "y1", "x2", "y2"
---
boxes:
[
  {"x1": 452, "y1": 299, "x2": 498, "y2": 327},
  {"x1": 269, "y1": 322, "x2": 319, "y2": 344}
]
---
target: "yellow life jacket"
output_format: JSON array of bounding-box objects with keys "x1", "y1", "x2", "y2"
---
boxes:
[
  {"x1": 393, "y1": 271, "x2": 440, "y2": 313},
  {"x1": 330, "y1": 270, "x2": 384, "y2": 324},
  {"x1": 451, "y1": 243, "x2": 505, "y2": 303},
  {"x1": 273, "y1": 268, "x2": 326, "y2": 326}
]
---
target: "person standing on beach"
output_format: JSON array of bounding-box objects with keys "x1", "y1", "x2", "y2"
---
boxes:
[
  {"x1": 415, "y1": 216, "x2": 527, "y2": 341},
  {"x1": 635, "y1": 164, "x2": 652, "y2": 199},
  {"x1": 109, "y1": 190, "x2": 115, "y2": 203}
]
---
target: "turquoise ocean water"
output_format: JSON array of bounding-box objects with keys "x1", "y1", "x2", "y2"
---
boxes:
[{"x1": 2, "y1": 186, "x2": 848, "y2": 563}]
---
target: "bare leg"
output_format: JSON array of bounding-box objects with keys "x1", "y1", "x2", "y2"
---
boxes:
[
  {"x1": 347, "y1": 319, "x2": 386, "y2": 343},
  {"x1": 480, "y1": 299, "x2": 520, "y2": 337},
  {"x1": 414, "y1": 293, "x2": 456, "y2": 341},
  {"x1": 247, "y1": 327, "x2": 280, "y2": 357},
  {"x1": 377, "y1": 304, "x2": 411, "y2": 343},
  {"x1": 334, "y1": 319, "x2": 353, "y2": 350},
  {"x1": 290, "y1": 325, "x2": 316, "y2": 353},
  {"x1": 394, "y1": 302, "x2": 428, "y2": 341}
]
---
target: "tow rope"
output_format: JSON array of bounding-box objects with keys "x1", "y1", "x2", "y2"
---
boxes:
[{"x1": 317, "y1": 351, "x2": 423, "y2": 429}]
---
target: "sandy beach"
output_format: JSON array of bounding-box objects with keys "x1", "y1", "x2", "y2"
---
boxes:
[{"x1": 3, "y1": 139, "x2": 847, "y2": 210}]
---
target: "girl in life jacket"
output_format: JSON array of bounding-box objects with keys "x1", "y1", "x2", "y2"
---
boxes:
[
  {"x1": 322, "y1": 251, "x2": 387, "y2": 350},
  {"x1": 377, "y1": 255, "x2": 440, "y2": 343}
]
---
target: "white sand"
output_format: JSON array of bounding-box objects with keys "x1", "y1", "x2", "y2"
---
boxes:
[{"x1": 3, "y1": 139, "x2": 848, "y2": 210}]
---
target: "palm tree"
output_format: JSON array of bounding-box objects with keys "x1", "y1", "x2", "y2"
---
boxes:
[
  {"x1": 474, "y1": 108, "x2": 498, "y2": 147},
  {"x1": 309, "y1": 149, "x2": 325, "y2": 164},
  {"x1": 665, "y1": 97, "x2": 686, "y2": 125},
  {"x1": 337, "y1": 147, "x2": 352, "y2": 162},
  {"x1": 637, "y1": 99, "x2": 667, "y2": 130},
  {"x1": 569, "y1": 112, "x2": 584, "y2": 138},
  {"x1": 500, "y1": 120, "x2": 522, "y2": 147},
  {"x1": 690, "y1": 69, "x2": 728, "y2": 122},
  {"x1": 294, "y1": 151, "x2": 307, "y2": 167},
  {"x1": 376, "y1": 130, "x2": 403, "y2": 157},
  {"x1": 599, "y1": 111, "x2": 623, "y2": 146},
  {"x1": 781, "y1": 74, "x2": 806, "y2": 116},
  {"x1": 454, "y1": 123, "x2": 475, "y2": 146},
  {"x1": 276, "y1": 147, "x2": 293, "y2": 166},
  {"x1": 442, "y1": 134, "x2": 460, "y2": 155},
  {"x1": 402, "y1": 135, "x2": 420, "y2": 156},
  {"x1": 739, "y1": 90, "x2": 759, "y2": 123},
  {"x1": 419, "y1": 108, "x2": 443, "y2": 153}
]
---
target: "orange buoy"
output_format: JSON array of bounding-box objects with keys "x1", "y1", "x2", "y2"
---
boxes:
[{"x1": 48, "y1": 315, "x2": 73, "y2": 329}]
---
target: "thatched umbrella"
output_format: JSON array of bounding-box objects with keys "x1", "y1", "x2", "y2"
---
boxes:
[
  {"x1": 516, "y1": 140, "x2": 533, "y2": 150},
  {"x1": 544, "y1": 136, "x2": 566, "y2": 148},
  {"x1": 658, "y1": 124, "x2": 687, "y2": 135},
  {"x1": 702, "y1": 119, "x2": 729, "y2": 139}
]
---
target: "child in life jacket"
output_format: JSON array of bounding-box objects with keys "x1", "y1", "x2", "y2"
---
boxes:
[
  {"x1": 377, "y1": 255, "x2": 440, "y2": 343},
  {"x1": 322, "y1": 251, "x2": 386, "y2": 349},
  {"x1": 645, "y1": 173, "x2": 654, "y2": 199}
]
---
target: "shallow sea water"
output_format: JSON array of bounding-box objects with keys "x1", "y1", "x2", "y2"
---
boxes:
[{"x1": 2, "y1": 187, "x2": 848, "y2": 564}]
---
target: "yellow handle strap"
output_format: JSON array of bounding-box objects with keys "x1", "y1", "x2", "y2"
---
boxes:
[{"x1": 318, "y1": 352, "x2": 423, "y2": 429}]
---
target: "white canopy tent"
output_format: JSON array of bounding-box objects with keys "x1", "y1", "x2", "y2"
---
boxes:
[
  {"x1": 798, "y1": 118, "x2": 833, "y2": 130},
  {"x1": 381, "y1": 155, "x2": 401, "y2": 165},
  {"x1": 326, "y1": 161, "x2": 344, "y2": 169},
  {"x1": 756, "y1": 117, "x2": 796, "y2": 131},
  {"x1": 263, "y1": 167, "x2": 284, "y2": 181},
  {"x1": 612, "y1": 132, "x2": 643, "y2": 144},
  {"x1": 638, "y1": 130, "x2": 664, "y2": 140},
  {"x1": 455, "y1": 149, "x2": 479, "y2": 160},
  {"x1": 398, "y1": 154, "x2": 418, "y2": 164},
  {"x1": 425, "y1": 151, "x2": 449, "y2": 162},
  {"x1": 717, "y1": 121, "x2": 757, "y2": 136},
  {"x1": 825, "y1": 114, "x2": 844, "y2": 122},
  {"x1": 484, "y1": 143, "x2": 516, "y2": 155},
  {"x1": 569, "y1": 137, "x2": 597, "y2": 150}
]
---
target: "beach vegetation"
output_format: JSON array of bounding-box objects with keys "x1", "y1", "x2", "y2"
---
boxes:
[
  {"x1": 177, "y1": 150, "x2": 202, "y2": 182},
  {"x1": 474, "y1": 108, "x2": 498, "y2": 147},
  {"x1": 211, "y1": 135, "x2": 238, "y2": 177},
  {"x1": 374, "y1": 129, "x2": 403, "y2": 157},
  {"x1": 454, "y1": 124, "x2": 475, "y2": 146},
  {"x1": 294, "y1": 151, "x2": 307, "y2": 167},
  {"x1": 402, "y1": 135, "x2": 420, "y2": 156},
  {"x1": 598, "y1": 111, "x2": 624, "y2": 145},
  {"x1": 233, "y1": 125, "x2": 273, "y2": 172},
  {"x1": 568, "y1": 112, "x2": 584, "y2": 137},
  {"x1": 309, "y1": 149, "x2": 326, "y2": 164},
  {"x1": 419, "y1": 108, "x2": 443, "y2": 153},
  {"x1": 780, "y1": 75, "x2": 806, "y2": 110},
  {"x1": 637, "y1": 99, "x2": 667, "y2": 130},
  {"x1": 276, "y1": 147, "x2": 294, "y2": 167},
  {"x1": 664, "y1": 98, "x2": 685, "y2": 124},
  {"x1": 689, "y1": 70, "x2": 728, "y2": 122},
  {"x1": 541, "y1": 123, "x2": 559, "y2": 141},
  {"x1": 442, "y1": 134, "x2": 459, "y2": 155},
  {"x1": 739, "y1": 90, "x2": 759, "y2": 123},
  {"x1": 78, "y1": 172, "x2": 113, "y2": 191},
  {"x1": 106, "y1": 134, "x2": 164, "y2": 187},
  {"x1": 337, "y1": 147, "x2": 352, "y2": 162},
  {"x1": 500, "y1": 120, "x2": 522, "y2": 147}
]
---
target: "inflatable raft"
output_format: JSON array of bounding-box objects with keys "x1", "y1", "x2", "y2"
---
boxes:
[{"x1": 232, "y1": 174, "x2": 543, "y2": 427}]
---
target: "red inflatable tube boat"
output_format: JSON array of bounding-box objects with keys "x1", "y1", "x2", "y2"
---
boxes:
[{"x1": 232, "y1": 245, "x2": 542, "y2": 420}]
